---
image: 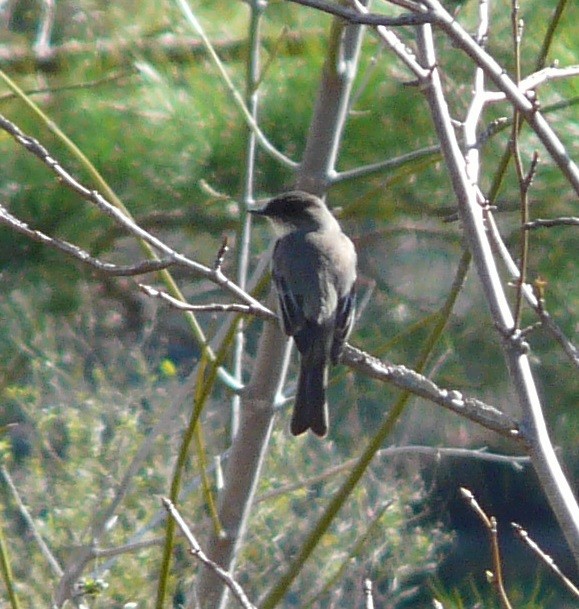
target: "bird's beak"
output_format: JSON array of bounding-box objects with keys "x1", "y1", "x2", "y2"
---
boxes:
[
  {"x1": 248, "y1": 206, "x2": 268, "y2": 216},
  {"x1": 249, "y1": 196, "x2": 272, "y2": 216}
]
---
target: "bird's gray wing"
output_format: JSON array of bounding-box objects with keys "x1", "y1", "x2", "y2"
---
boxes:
[
  {"x1": 331, "y1": 285, "x2": 356, "y2": 364},
  {"x1": 272, "y1": 268, "x2": 306, "y2": 336},
  {"x1": 272, "y1": 238, "x2": 307, "y2": 337}
]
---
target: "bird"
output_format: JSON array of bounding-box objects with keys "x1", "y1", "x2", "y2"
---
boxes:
[{"x1": 250, "y1": 191, "x2": 357, "y2": 437}]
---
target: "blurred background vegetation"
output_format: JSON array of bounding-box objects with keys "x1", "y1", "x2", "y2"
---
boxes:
[{"x1": 0, "y1": 0, "x2": 577, "y2": 607}]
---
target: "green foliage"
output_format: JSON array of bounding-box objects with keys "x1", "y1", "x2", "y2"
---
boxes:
[
  {"x1": 0, "y1": 286, "x2": 451, "y2": 607},
  {"x1": 238, "y1": 432, "x2": 453, "y2": 607},
  {"x1": 431, "y1": 573, "x2": 560, "y2": 609}
]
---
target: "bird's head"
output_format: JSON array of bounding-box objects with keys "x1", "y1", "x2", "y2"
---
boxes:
[{"x1": 250, "y1": 191, "x2": 337, "y2": 236}]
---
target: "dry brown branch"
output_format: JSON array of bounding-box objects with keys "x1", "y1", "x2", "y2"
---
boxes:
[
  {"x1": 460, "y1": 488, "x2": 513, "y2": 609},
  {"x1": 485, "y1": 214, "x2": 579, "y2": 368}
]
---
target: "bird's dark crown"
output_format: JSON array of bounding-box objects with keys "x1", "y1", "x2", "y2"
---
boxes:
[{"x1": 255, "y1": 191, "x2": 324, "y2": 220}]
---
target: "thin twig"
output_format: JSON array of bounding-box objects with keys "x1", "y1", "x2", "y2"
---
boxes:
[
  {"x1": 285, "y1": 0, "x2": 432, "y2": 25},
  {"x1": 0, "y1": 113, "x2": 271, "y2": 317},
  {"x1": 485, "y1": 214, "x2": 579, "y2": 368},
  {"x1": 333, "y1": 144, "x2": 440, "y2": 183},
  {"x1": 0, "y1": 466, "x2": 63, "y2": 578},
  {"x1": 534, "y1": 296, "x2": 579, "y2": 368},
  {"x1": 0, "y1": 205, "x2": 177, "y2": 276},
  {"x1": 139, "y1": 284, "x2": 276, "y2": 321},
  {"x1": 536, "y1": 0, "x2": 572, "y2": 71},
  {"x1": 0, "y1": 516, "x2": 21, "y2": 609},
  {"x1": 514, "y1": 149, "x2": 539, "y2": 326},
  {"x1": 524, "y1": 217, "x2": 579, "y2": 229},
  {"x1": 460, "y1": 488, "x2": 513, "y2": 609},
  {"x1": 468, "y1": 65, "x2": 579, "y2": 106},
  {"x1": 511, "y1": 522, "x2": 579, "y2": 599},
  {"x1": 0, "y1": 70, "x2": 137, "y2": 102},
  {"x1": 91, "y1": 537, "x2": 164, "y2": 559},
  {"x1": 415, "y1": 17, "x2": 579, "y2": 566},
  {"x1": 510, "y1": 0, "x2": 526, "y2": 331},
  {"x1": 174, "y1": 0, "x2": 296, "y2": 169},
  {"x1": 162, "y1": 498, "x2": 258, "y2": 609},
  {"x1": 257, "y1": 446, "x2": 529, "y2": 503},
  {"x1": 518, "y1": 64, "x2": 579, "y2": 92}
]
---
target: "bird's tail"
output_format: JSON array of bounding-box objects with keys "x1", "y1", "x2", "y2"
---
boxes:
[{"x1": 291, "y1": 357, "x2": 328, "y2": 437}]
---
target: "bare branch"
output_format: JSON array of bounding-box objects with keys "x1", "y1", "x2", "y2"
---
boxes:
[
  {"x1": 460, "y1": 488, "x2": 513, "y2": 609},
  {"x1": 0, "y1": 465, "x2": 63, "y2": 578},
  {"x1": 511, "y1": 522, "x2": 579, "y2": 599},
  {"x1": 334, "y1": 144, "x2": 440, "y2": 184},
  {"x1": 414, "y1": 19, "x2": 579, "y2": 567},
  {"x1": 33, "y1": 0, "x2": 56, "y2": 60},
  {"x1": 162, "y1": 498, "x2": 258, "y2": 609},
  {"x1": 91, "y1": 537, "x2": 164, "y2": 560},
  {"x1": 0, "y1": 205, "x2": 178, "y2": 276},
  {"x1": 524, "y1": 216, "x2": 579, "y2": 229},
  {"x1": 0, "y1": 113, "x2": 271, "y2": 317},
  {"x1": 258, "y1": 447, "x2": 530, "y2": 504},
  {"x1": 534, "y1": 297, "x2": 579, "y2": 369},
  {"x1": 139, "y1": 284, "x2": 276, "y2": 321},
  {"x1": 364, "y1": 578, "x2": 375, "y2": 609},
  {"x1": 485, "y1": 214, "x2": 579, "y2": 368},
  {"x1": 518, "y1": 64, "x2": 579, "y2": 93},
  {"x1": 286, "y1": 0, "x2": 432, "y2": 26},
  {"x1": 343, "y1": 345, "x2": 519, "y2": 438},
  {"x1": 420, "y1": 0, "x2": 579, "y2": 194},
  {"x1": 0, "y1": 70, "x2": 137, "y2": 102}
]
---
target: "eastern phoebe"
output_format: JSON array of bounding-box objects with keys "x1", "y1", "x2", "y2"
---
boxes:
[{"x1": 250, "y1": 191, "x2": 357, "y2": 437}]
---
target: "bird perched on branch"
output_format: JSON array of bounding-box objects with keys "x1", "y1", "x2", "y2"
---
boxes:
[{"x1": 250, "y1": 191, "x2": 357, "y2": 437}]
